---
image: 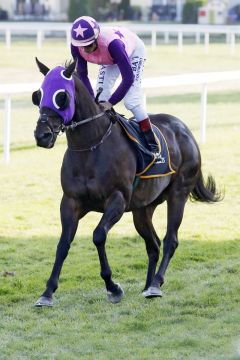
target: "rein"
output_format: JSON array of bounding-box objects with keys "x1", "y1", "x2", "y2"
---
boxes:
[
  {"x1": 68, "y1": 122, "x2": 113, "y2": 152},
  {"x1": 38, "y1": 106, "x2": 114, "y2": 152},
  {"x1": 62, "y1": 112, "x2": 105, "y2": 131},
  {"x1": 63, "y1": 111, "x2": 113, "y2": 152}
]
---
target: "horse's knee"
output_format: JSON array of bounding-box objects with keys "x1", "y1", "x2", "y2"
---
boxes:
[{"x1": 93, "y1": 226, "x2": 106, "y2": 247}]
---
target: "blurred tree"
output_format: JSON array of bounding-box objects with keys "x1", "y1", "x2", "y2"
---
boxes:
[
  {"x1": 68, "y1": 0, "x2": 109, "y2": 22},
  {"x1": 68, "y1": 0, "x2": 91, "y2": 21},
  {"x1": 119, "y1": 0, "x2": 133, "y2": 20}
]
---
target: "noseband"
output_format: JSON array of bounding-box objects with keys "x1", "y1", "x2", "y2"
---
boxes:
[{"x1": 37, "y1": 113, "x2": 64, "y2": 136}]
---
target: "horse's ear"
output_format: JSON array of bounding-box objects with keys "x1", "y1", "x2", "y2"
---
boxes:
[
  {"x1": 63, "y1": 58, "x2": 77, "y2": 79},
  {"x1": 35, "y1": 57, "x2": 50, "y2": 76}
]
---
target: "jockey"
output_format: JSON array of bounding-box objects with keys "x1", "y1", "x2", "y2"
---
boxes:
[{"x1": 70, "y1": 15, "x2": 159, "y2": 157}]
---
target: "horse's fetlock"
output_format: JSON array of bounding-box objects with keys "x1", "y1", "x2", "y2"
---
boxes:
[
  {"x1": 159, "y1": 276, "x2": 164, "y2": 286},
  {"x1": 100, "y1": 269, "x2": 112, "y2": 281},
  {"x1": 154, "y1": 275, "x2": 164, "y2": 287},
  {"x1": 48, "y1": 280, "x2": 58, "y2": 291}
]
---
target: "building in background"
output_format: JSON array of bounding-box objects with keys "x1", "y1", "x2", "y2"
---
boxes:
[
  {"x1": 198, "y1": 0, "x2": 228, "y2": 24},
  {"x1": 198, "y1": 0, "x2": 240, "y2": 24},
  {"x1": 131, "y1": 0, "x2": 185, "y2": 22},
  {"x1": 0, "y1": 0, "x2": 186, "y2": 21},
  {"x1": 0, "y1": 0, "x2": 239, "y2": 23},
  {"x1": 0, "y1": 0, "x2": 68, "y2": 21}
]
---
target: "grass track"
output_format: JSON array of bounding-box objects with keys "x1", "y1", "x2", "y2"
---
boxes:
[{"x1": 0, "y1": 40, "x2": 240, "y2": 359}]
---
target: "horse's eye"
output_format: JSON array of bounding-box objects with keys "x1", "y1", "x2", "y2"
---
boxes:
[
  {"x1": 53, "y1": 90, "x2": 70, "y2": 110},
  {"x1": 32, "y1": 89, "x2": 42, "y2": 106}
]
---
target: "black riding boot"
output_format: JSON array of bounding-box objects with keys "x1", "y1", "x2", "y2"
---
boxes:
[{"x1": 142, "y1": 128, "x2": 160, "y2": 155}]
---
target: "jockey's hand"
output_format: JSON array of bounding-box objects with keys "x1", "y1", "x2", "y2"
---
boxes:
[{"x1": 99, "y1": 101, "x2": 112, "y2": 112}]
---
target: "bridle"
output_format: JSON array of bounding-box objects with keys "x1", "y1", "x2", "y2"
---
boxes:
[
  {"x1": 67, "y1": 121, "x2": 113, "y2": 152},
  {"x1": 37, "y1": 111, "x2": 113, "y2": 152},
  {"x1": 36, "y1": 113, "x2": 63, "y2": 134}
]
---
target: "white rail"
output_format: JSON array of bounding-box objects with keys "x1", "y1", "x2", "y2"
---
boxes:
[
  {"x1": 1, "y1": 71, "x2": 240, "y2": 163},
  {"x1": 0, "y1": 22, "x2": 240, "y2": 53}
]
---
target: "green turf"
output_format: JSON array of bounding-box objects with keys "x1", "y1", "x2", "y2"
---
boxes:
[{"x1": 0, "y1": 39, "x2": 240, "y2": 360}]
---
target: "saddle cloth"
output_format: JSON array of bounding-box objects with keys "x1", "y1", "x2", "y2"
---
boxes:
[{"x1": 116, "y1": 115, "x2": 175, "y2": 179}]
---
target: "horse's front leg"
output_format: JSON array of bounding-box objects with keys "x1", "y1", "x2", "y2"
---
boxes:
[
  {"x1": 35, "y1": 195, "x2": 86, "y2": 307},
  {"x1": 93, "y1": 191, "x2": 126, "y2": 304}
]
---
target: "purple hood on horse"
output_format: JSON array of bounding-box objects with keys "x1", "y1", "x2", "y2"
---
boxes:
[{"x1": 38, "y1": 65, "x2": 75, "y2": 124}]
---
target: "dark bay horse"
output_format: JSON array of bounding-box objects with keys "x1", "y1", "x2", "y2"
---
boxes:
[{"x1": 33, "y1": 59, "x2": 221, "y2": 306}]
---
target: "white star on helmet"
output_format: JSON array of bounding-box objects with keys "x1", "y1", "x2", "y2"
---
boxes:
[{"x1": 73, "y1": 24, "x2": 88, "y2": 38}]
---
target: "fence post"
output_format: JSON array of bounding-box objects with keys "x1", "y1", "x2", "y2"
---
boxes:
[
  {"x1": 164, "y1": 31, "x2": 169, "y2": 44},
  {"x1": 178, "y1": 32, "x2": 183, "y2": 53},
  {"x1": 66, "y1": 29, "x2": 71, "y2": 48},
  {"x1": 196, "y1": 32, "x2": 200, "y2": 44},
  {"x1": 204, "y1": 32, "x2": 209, "y2": 54},
  {"x1": 200, "y1": 83, "x2": 207, "y2": 143},
  {"x1": 37, "y1": 30, "x2": 43, "y2": 49},
  {"x1": 151, "y1": 30, "x2": 157, "y2": 49},
  {"x1": 4, "y1": 95, "x2": 11, "y2": 164},
  {"x1": 230, "y1": 32, "x2": 235, "y2": 55},
  {"x1": 6, "y1": 29, "x2": 11, "y2": 49}
]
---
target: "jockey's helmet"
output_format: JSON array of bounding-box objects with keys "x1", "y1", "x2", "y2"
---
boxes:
[{"x1": 71, "y1": 16, "x2": 100, "y2": 47}]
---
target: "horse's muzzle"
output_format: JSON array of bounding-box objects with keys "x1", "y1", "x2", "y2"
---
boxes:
[{"x1": 34, "y1": 130, "x2": 54, "y2": 148}]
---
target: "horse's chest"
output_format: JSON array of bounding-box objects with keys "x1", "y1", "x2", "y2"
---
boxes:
[
  {"x1": 85, "y1": 177, "x2": 101, "y2": 198},
  {"x1": 61, "y1": 172, "x2": 85, "y2": 198},
  {"x1": 62, "y1": 166, "x2": 105, "y2": 202}
]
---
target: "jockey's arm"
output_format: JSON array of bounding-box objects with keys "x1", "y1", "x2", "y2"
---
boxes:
[
  {"x1": 108, "y1": 40, "x2": 134, "y2": 106},
  {"x1": 71, "y1": 44, "x2": 94, "y2": 97}
]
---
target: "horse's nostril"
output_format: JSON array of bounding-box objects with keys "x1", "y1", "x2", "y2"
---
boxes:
[
  {"x1": 35, "y1": 132, "x2": 52, "y2": 141},
  {"x1": 42, "y1": 132, "x2": 52, "y2": 140},
  {"x1": 35, "y1": 131, "x2": 53, "y2": 148}
]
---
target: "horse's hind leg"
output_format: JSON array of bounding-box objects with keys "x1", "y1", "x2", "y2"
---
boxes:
[
  {"x1": 35, "y1": 195, "x2": 86, "y2": 307},
  {"x1": 93, "y1": 191, "x2": 126, "y2": 304},
  {"x1": 132, "y1": 205, "x2": 160, "y2": 292},
  {"x1": 147, "y1": 188, "x2": 188, "y2": 297}
]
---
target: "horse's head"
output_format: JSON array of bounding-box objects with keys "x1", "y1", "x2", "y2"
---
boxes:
[{"x1": 33, "y1": 58, "x2": 76, "y2": 148}]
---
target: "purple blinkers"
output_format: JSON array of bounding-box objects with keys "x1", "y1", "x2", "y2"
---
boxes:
[{"x1": 39, "y1": 66, "x2": 75, "y2": 124}]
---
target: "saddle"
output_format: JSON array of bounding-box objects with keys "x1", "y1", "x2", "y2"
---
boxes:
[{"x1": 115, "y1": 113, "x2": 175, "y2": 179}]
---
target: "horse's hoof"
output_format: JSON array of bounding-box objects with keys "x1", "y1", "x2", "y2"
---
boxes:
[
  {"x1": 142, "y1": 286, "x2": 163, "y2": 298},
  {"x1": 107, "y1": 283, "x2": 124, "y2": 304},
  {"x1": 34, "y1": 296, "x2": 53, "y2": 307}
]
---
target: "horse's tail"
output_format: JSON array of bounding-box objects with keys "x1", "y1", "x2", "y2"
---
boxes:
[{"x1": 190, "y1": 171, "x2": 223, "y2": 203}]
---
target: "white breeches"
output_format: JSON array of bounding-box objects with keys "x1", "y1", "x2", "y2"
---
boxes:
[{"x1": 96, "y1": 37, "x2": 148, "y2": 122}]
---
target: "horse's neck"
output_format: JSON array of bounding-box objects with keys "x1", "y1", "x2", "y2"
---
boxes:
[
  {"x1": 66, "y1": 106, "x2": 110, "y2": 150},
  {"x1": 66, "y1": 80, "x2": 111, "y2": 149}
]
